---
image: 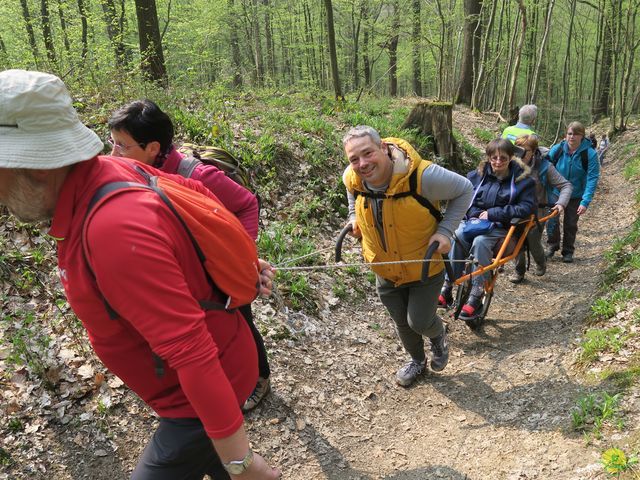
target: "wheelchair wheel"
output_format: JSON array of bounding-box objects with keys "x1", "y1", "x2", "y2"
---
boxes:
[
  {"x1": 465, "y1": 290, "x2": 493, "y2": 329},
  {"x1": 453, "y1": 277, "x2": 472, "y2": 320}
]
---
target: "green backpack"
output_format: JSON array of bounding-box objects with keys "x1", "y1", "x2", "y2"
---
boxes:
[{"x1": 177, "y1": 143, "x2": 252, "y2": 189}]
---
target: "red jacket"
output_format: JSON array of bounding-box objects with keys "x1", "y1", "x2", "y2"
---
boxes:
[
  {"x1": 159, "y1": 146, "x2": 259, "y2": 239},
  {"x1": 49, "y1": 156, "x2": 257, "y2": 438}
]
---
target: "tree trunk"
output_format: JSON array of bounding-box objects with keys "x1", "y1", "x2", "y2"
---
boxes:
[
  {"x1": 262, "y1": 0, "x2": 275, "y2": 82},
  {"x1": 471, "y1": 0, "x2": 497, "y2": 109},
  {"x1": 229, "y1": 0, "x2": 243, "y2": 87},
  {"x1": 100, "y1": 0, "x2": 127, "y2": 66},
  {"x1": 77, "y1": 0, "x2": 89, "y2": 60},
  {"x1": 251, "y1": 0, "x2": 264, "y2": 86},
  {"x1": 529, "y1": 0, "x2": 554, "y2": 103},
  {"x1": 593, "y1": 4, "x2": 613, "y2": 120},
  {"x1": 411, "y1": 0, "x2": 422, "y2": 96},
  {"x1": 507, "y1": 0, "x2": 526, "y2": 113},
  {"x1": 20, "y1": 0, "x2": 40, "y2": 66},
  {"x1": 362, "y1": 7, "x2": 371, "y2": 87},
  {"x1": 351, "y1": 3, "x2": 361, "y2": 90},
  {"x1": 554, "y1": 0, "x2": 576, "y2": 142},
  {"x1": 134, "y1": 0, "x2": 168, "y2": 86},
  {"x1": 434, "y1": 0, "x2": 446, "y2": 99},
  {"x1": 323, "y1": 0, "x2": 343, "y2": 100},
  {"x1": 401, "y1": 102, "x2": 463, "y2": 172},
  {"x1": 40, "y1": 0, "x2": 57, "y2": 66},
  {"x1": 455, "y1": 0, "x2": 482, "y2": 105},
  {"x1": 388, "y1": 0, "x2": 400, "y2": 96},
  {"x1": 57, "y1": 0, "x2": 71, "y2": 54}
]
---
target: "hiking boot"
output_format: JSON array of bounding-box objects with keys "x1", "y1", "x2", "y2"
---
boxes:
[
  {"x1": 429, "y1": 330, "x2": 449, "y2": 372},
  {"x1": 534, "y1": 261, "x2": 547, "y2": 276},
  {"x1": 545, "y1": 247, "x2": 557, "y2": 259},
  {"x1": 438, "y1": 286, "x2": 453, "y2": 308},
  {"x1": 562, "y1": 253, "x2": 574, "y2": 263},
  {"x1": 509, "y1": 272, "x2": 524, "y2": 284},
  {"x1": 459, "y1": 294, "x2": 483, "y2": 322},
  {"x1": 242, "y1": 377, "x2": 271, "y2": 412},
  {"x1": 395, "y1": 359, "x2": 426, "y2": 387}
]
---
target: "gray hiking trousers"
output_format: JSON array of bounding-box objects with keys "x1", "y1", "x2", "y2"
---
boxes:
[{"x1": 376, "y1": 270, "x2": 445, "y2": 362}]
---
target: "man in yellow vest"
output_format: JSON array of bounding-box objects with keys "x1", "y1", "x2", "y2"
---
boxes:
[
  {"x1": 342, "y1": 126, "x2": 473, "y2": 387},
  {"x1": 502, "y1": 104, "x2": 538, "y2": 143}
]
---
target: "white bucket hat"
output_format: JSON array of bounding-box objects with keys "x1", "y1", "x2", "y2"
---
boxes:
[{"x1": 0, "y1": 69, "x2": 103, "y2": 169}]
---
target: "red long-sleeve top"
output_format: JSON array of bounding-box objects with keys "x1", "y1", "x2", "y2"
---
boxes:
[
  {"x1": 159, "y1": 146, "x2": 259, "y2": 239},
  {"x1": 49, "y1": 156, "x2": 257, "y2": 438}
]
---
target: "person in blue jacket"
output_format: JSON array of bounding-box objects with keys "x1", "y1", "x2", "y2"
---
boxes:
[
  {"x1": 545, "y1": 121, "x2": 600, "y2": 263},
  {"x1": 439, "y1": 138, "x2": 536, "y2": 323}
]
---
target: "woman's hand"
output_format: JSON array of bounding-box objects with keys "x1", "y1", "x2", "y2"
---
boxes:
[
  {"x1": 552, "y1": 204, "x2": 564, "y2": 214},
  {"x1": 577, "y1": 205, "x2": 588, "y2": 215},
  {"x1": 257, "y1": 259, "x2": 275, "y2": 297},
  {"x1": 478, "y1": 211, "x2": 489, "y2": 220}
]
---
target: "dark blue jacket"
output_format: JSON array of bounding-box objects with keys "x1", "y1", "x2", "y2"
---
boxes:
[
  {"x1": 548, "y1": 138, "x2": 600, "y2": 207},
  {"x1": 466, "y1": 161, "x2": 536, "y2": 228}
]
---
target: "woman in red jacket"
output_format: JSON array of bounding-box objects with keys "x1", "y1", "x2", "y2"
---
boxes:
[{"x1": 108, "y1": 100, "x2": 271, "y2": 412}]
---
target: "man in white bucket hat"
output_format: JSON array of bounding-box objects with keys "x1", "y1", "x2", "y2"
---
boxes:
[{"x1": 0, "y1": 70, "x2": 280, "y2": 480}]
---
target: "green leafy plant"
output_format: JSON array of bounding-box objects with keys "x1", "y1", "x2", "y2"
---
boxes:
[
  {"x1": 579, "y1": 327, "x2": 625, "y2": 364},
  {"x1": 591, "y1": 288, "x2": 636, "y2": 321},
  {"x1": 473, "y1": 127, "x2": 496, "y2": 143},
  {"x1": 601, "y1": 447, "x2": 638, "y2": 477},
  {"x1": 571, "y1": 391, "x2": 623, "y2": 439}
]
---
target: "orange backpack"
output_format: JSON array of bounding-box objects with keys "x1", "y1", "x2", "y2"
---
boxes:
[{"x1": 84, "y1": 165, "x2": 260, "y2": 311}]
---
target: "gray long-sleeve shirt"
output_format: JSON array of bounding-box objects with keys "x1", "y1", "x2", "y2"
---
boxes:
[{"x1": 345, "y1": 163, "x2": 473, "y2": 247}]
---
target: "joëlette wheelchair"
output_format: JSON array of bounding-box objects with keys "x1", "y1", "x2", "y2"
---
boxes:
[{"x1": 446, "y1": 208, "x2": 559, "y2": 329}]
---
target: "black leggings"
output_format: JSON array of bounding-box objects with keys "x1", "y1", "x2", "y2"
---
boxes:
[
  {"x1": 130, "y1": 418, "x2": 229, "y2": 480},
  {"x1": 238, "y1": 304, "x2": 270, "y2": 379}
]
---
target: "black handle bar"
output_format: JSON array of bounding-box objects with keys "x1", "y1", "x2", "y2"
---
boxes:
[
  {"x1": 335, "y1": 224, "x2": 353, "y2": 262},
  {"x1": 421, "y1": 241, "x2": 455, "y2": 283}
]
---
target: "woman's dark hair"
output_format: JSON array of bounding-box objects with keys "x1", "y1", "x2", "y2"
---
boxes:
[
  {"x1": 108, "y1": 99, "x2": 174, "y2": 155},
  {"x1": 477, "y1": 138, "x2": 515, "y2": 174},
  {"x1": 485, "y1": 138, "x2": 515, "y2": 158}
]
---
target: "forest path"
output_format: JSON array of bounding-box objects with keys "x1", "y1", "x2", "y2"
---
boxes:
[{"x1": 246, "y1": 152, "x2": 637, "y2": 480}]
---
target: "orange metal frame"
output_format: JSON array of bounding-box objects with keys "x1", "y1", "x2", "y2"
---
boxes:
[{"x1": 453, "y1": 209, "x2": 560, "y2": 291}]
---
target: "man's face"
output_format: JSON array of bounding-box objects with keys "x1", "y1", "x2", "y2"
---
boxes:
[
  {"x1": 344, "y1": 136, "x2": 393, "y2": 188},
  {"x1": 0, "y1": 169, "x2": 56, "y2": 222}
]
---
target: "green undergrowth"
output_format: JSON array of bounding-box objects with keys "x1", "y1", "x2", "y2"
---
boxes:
[{"x1": 577, "y1": 132, "x2": 640, "y2": 473}]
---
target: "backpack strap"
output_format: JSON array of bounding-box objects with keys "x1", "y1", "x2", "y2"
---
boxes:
[
  {"x1": 580, "y1": 150, "x2": 589, "y2": 172},
  {"x1": 82, "y1": 173, "x2": 231, "y2": 378},
  {"x1": 353, "y1": 170, "x2": 443, "y2": 222},
  {"x1": 550, "y1": 146, "x2": 589, "y2": 172},
  {"x1": 176, "y1": 156, "x2": 202, "y2": 179}
]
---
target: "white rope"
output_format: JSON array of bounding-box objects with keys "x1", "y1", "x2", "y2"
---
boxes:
[{"x1": 275, "y1": 257, "x2": 475, "y2": 272}]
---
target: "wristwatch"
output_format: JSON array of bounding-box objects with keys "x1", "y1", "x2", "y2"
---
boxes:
[{"x1": 222, "y1": 449, "x2": 254, "y2": 475}]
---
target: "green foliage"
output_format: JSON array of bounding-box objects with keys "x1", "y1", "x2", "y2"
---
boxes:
[
  {"x1": 591, "y1": 288, "x2": 636, "y2": 321},
  {"x1": 601, "y1": 447, "x2": 638, "y2": 477},
  {"x1": 571, "y1": 391, "x2": 623, "y2": 439},
  {"x1": 2, "y1": 311, "x2": 53, "y2": 385},
  {"x1": 0, "y1": 447, "x2": 11, "y2": 466},
  {"x1": 603, "y1": 217, "x2": 640, "y2": 286},
  {"x1": 473, "y1": 128, "x2": 496, "y2": 143},
  {"x1": 453, "y1": 129, "x2": 483, "y2": 169},
  {"x1": 257, "y1": 222, "x2": 319, "y2": 310},
  {"x1": 7, "y1": 418, "x2": 24, "y2": 433},
  {"x1": 332, "y1": 280, "x2": 348, "y2": 300},
  {"x1": 579, "y1": 327, "x2": 625, "y2": 364},
  {"x1": 601, "y1": 365, "x2": 640, "y2": 391}
]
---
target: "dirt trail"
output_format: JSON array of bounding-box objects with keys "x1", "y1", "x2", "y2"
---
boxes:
[
  {"x1": 3, "y1": 131, "x2": 637, "y2": 480},
  {"x1": 245, "y1": 152, "x2": 637, "y2": 480}
]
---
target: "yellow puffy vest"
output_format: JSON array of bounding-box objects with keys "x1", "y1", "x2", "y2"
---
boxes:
[{"x1": 343, "y1": 138, "x2": 443, "y2": 286}]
